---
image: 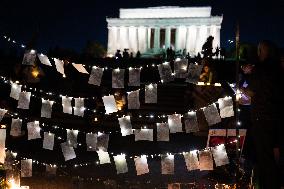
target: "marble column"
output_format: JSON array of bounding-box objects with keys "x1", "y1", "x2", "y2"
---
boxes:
[
  {"x1": 165, "y1": 27, "x2": 171, "y2": 49},
  {"x1": 128, "y1": 27, "x2": 138, "y2": 54},
  {"x1": 147, "y1": 28, "x2": 151, "y2": 50},
  {"x1": 175, "y1": 26, "x2": 187, "y2": 51},
  {"x1": 107, "y1": 27, "x2": 118, "y2": 55},
  {"x1": 185, "y1": 25, "x2": 197, "y2": 56},
  {"x1": 195, "y1": 25, "x2": 208, "y2": 55},
  {"x1": 138, "y1": 27, "x2": 148, "y2": 53},
  {"x1": 154, "y1": 27, "x2": 160, "y2": 52},
  {"x1": 119, "y1": 26, "x2": 129, "y2": 50}
]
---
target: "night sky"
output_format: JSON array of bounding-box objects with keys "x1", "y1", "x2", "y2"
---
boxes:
[{"x1": 0, "y1": 0, "x2": 283, "y2": 53}]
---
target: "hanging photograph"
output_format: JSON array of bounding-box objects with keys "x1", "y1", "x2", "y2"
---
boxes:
[
  {"x1": 184, "y1": 112, "x2": 199, "y2": 133},
  {"x1": 10, "y1": 82, "x2": 22, "y2": 100},
  {"x1": 157, "y1": 123, "x2": 170, "y2": 141},
  {"x1": 218, "y1": 97, "x2": 234, "y2": 118},
  {"x1": 54, "y1": 58, "x2": 65, "y2": 75},
  {"x1": 212, "y1": 144, "x2": 229, "y2": 167},
  {"x1": 134, "y1": 129, "x2": 153, "y2": 141},
  {"x1": 199, "y1": 150, "x2": 214, "y2": 171},
  {"x1": 134, "y1": 155, "x2": 149, "y2": 175},
  {"x1": 112, "y1": 68, "x2": 125, "y2": 88},
  {"x1": 113, "y1": 154, "x2": 128, "y2": 174},
  {"x1": 161, "y1": 155, "x2": 174, "y2": 175},
  {"x1": 174, "y1": 59, "x2": 188, "y2": 78},
  {"x1": 10, "y1": 118, "x2": 22, "y2": 137},
  {"x1": 21, "y1": 159, "x2": 32, "y2": 177},
  {"x1": 0, "y1": 108, "x2": 7, "y2": 122},
  {"x1": 61, "y1": 142, "x2": 76, "y2": 161},
  {"x1": 0, "y1": 129, "x2": 6, "y2": 164},
  {"x1": 22, "y1": 50, "x2": 36, "y2": 65},
  {"x1": 97, "y1": 150, "x2": 111, "y2": 164},
  {"x1": 66, "y1": 129, "x2": 78, "y2": 148},
  {"x1": 128, "y1": 68, "x2": 141, "y2": 86},
  {"x1": 97, "y1": 133, "x2": 109, "y2": 151},
  {"x1": 41, "y1": 99, "x2": 53, "y2": 118},
  {"x1": 186, "y1": 63, "x2": 203, "y2": 84},
  {"x1": 168, "y1": 114, "x2": 183, "y2": 133},
  {"x1": 86, "y1": 133, "x2": 97, "y2": 151},
  {"x1": 158, "y1": 62, "x2": 174, "y2": 82},
  {"x1": 72, "y1": 63, "x2": 89, "y2": 74},
  {"x1": 102, "y1": 95, "x2": 118, "y2": 114},
  {"x1": 183, "y1": 150, "x2": 199, "y2": 171},
  {"x1": 88, "y1": 66, "x2": 104, "y2": 86},
  {"x1": 203, "y1": 104, "x2": 221, "y2": 126},
  {"x1": 145, "y1": 84, "x2": 157, "y2": 103},
  {"x1": 127, "y1": 90, "x2": 140, "y2": 109},
  {"x1": 73, "y1": 97, "x2": 85, "y2": 117},
  {"x1": 27, "y1": 121, "x2": 41, "y2": 140},
  {"x1": 43, "y1": 132, "x2": 54, "y2": 150},
  {"x1": 17, "y1": 92, "x2": 31, "y2": 109},
  {"x1": 118, "y1": 116, "x2": 133, "y2": 136},
  {"x1": 62, "y1": 96, "x2": 73, "y2": 114},
  {"x1": 38, "y1": 53, "x2": 52, "y2": 66}
]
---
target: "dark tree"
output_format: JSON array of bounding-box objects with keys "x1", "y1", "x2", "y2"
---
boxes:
[{"x1": 82, "y1": 40, "x2": 106, "y2": 59}]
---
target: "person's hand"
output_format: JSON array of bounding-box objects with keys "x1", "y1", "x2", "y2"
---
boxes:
[{"x1": 241, "y1": 64, "x2": 254, "y2": 74}]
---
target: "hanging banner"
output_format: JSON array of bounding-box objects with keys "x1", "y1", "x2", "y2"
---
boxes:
[
  {"x1": 0, "y1": 129, "x2": 6, "y2": 164},
  {"x1": 61, "y1": 142, "x2": 76, "y2": 161},
  {"x1": 184, "y1": 112, "x2": 199, "y2": 133},
  {"x1": 38, "y1": 54, "x2": 52, "y2": 66},
  {"x1": 145, "y1": 84, "x2": 157, "y2": 103},
  {"x1": 72, "y1": 63, "x2": 89, "y2": 74},
  {"x1": 73, "y1": 98, "x2": 85, "y2": 117},
  {"x1": 134, "y1": 155, "x2": 149, "y2": 175},
  {"x1": 41, "y1": 99, "x2": 53, "y2": 118},
  {"x1": 21, "y1": 159, "x2": 32, "y2": 177},
  {"x1": 10, "y1": 82, "x2": 22, "y2": 100},
  {"x1": 127, "y1": 90, "x2": 140, "y2": 109},
  {"x1": 86, "y1": 133, "x2": 97, "y2": 151},
  {"x1": 186, "y1": 64, "x2": 203, "y2": 84},
  {"x1": 17, "y1": 92, "x2": 31, "y2": 109},
  {"x1": 134, "y1": 129, "x2": 153, "y2": 141},
  {"x1": 158, "y1": 62, "x2": 174, "y2": 83},
  {"x1": 46, "y1": 165, "x2": 57, "y2": 176},
  {"x1": 97, "y1": 133, "x2": 109, "y2": 151},
  {"x1": 183, "y1": 150, "x2": 199, "y2": 171},
  {"x1": 218, "y1": 97, "x2": 234, "y2": 118},
  {"x1": 97, "y1": 150, "x2": 111, "y2": 164},
  {"x1": 198, "y1": 150, "x2": 214, "y2": 171},
  {"x1": 113, "y1": 154, "x2": 128, "y2": 174},
  {"x1": 10, "y1": 118, "x2": 22, "y2": 137},
  {"x1": 128, "y1": 68, "x2": 141, "y2": 86},
  {"x1": 62, "y1": 96, "x2": 72, "y2": 114},
  {"x1": 212, "y1": 144, "x2": 229, "y2": 167},
  {"x1": 112, "y1": 68, "x2": 125, "y2": 88},
  {"x1": 66, "y1": 129, "x2": 78, "y2": 148},
  {"x1": 54, "y1": 58, "x2": 65, "y2": 76},
  {"x1": 22, "y1": 50, "x2": 36, "y2": 65},
  {"x1": 156, "y1": 123, "x2": 170, "y2": 141},
  {"x1": 161, "y1": 154, "x2": 174, "y2": 175},
  {"x1": 88, "y1": 66, "x2": 104, "y2": 86},
  {"x1": 102, "y1": 95, "x2": 118, "y2": 114},
  {"x1": 118, "y1": 116, "x2": 133, "y2": 136},
  {"x1": 168, "y1": 114, "x2": 183, "y2": 133},
  {"x1": 203, "y1": 104, "x2": 221, "y2": 126},
  {"x1": 27, "y1": 121, "x2": 41, "y2": 140},
  {"x1": 43, "y1": 132, "x2": 54, "y2": 150},
  {"x1": 174, "y1": 59, "x2": 188, "y2": 78},
  {"x1": 0, "y1": 108, "x2": 7, "y2": 122}
]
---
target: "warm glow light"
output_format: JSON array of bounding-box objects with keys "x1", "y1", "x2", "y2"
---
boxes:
[{"x1": 32, "y1": 69, "x2": 39, "y2": 78}]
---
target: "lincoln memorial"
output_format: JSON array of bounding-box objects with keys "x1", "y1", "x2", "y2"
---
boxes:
[{"x1": 106, "y1": 6, "x2": 223, "y2": 56}]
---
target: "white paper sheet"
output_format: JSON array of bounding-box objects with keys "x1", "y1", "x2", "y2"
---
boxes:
[
  {"x1": 102, "y1": 95, "x2": 118, "y2": 114},
  {"x1": 86, "y1": 133, "x2": 97, "y2": 151},
  {"x1": 38, "y1": 54, "x2": 52, "y2": 66},
  {"x1": 97, "y1": 133, "x2": 109, "y2": 151},
  {"x1": 41, "y1": 99, "x2": 53, "y2": 118},
  {"x1": 113, "y1": 154, "x2": 128, "y2": 174},
  {"x1": 0, "y1": 129, "x2": 6, "y2": 164},
  {"x1": 62, "y1": 96, "x2": 73, "y2": 114},
  {"x1": 128, "y1": 68, "x2": 141, "y2": 86},
  {"x1": 127, "y1": 90, "x2": 140, "y2": 109},
  {"x1": 10, "y1": 118, "x2": 22, "y2": 137},
  {"x1": 10, "y1": 82, "x2": 22, "y2": 100},
  {"x1": 134, "y1": 155, "x2": 149, "y2": 175},
  {"x1": 174, "y1": 59, "x2": 188, "y2": 78},
  {"x1": 168, "y1": 114, "x2": 183, "y2": 133},
  {"x1": 17, "y1": 92, "x2": 31, "y2": 109},
  {"x1": 73, "y1": 98, "x2": 85, "y2": 117},
  {"x1": 183, "y1": 150, "x2": 199, "y2": 171},
  {"x1": 198, "y1": 150, "x2": 214, "y2": 171},
  {"x1": 158, "y1": 62, "x2": 174, "y2": 82},
  {"x1": 145, "y1": 84, "x2": 157, "y2": 103},
  {"x1": 112, "y1": 69, "x2": 125, "y2": 88},
  {"x1": 218, "y1": 97, "x2": 234, "y2": 118},
  {"x1": 72, "y1": 63, "x2": 89, "y2": 74},
  {"x1": 0, "y1": 109, "x2": 7, "y2": 122},
  {"x1": 21, "y1": 159, "x2": 32, "y2": 177},
  {"x1": 186, "y1": 64, "x2": 203, "y2": 84},
  {"x1": 54, "y1": 58, "x2": 65, "y2": 75},
  {"x1": 22, "y1": 50, "x2": 36, "y2": 65},
  {"x1": 66, "y1": 129, "x2": 78, "y2": 148},
  {"x1": 97, "y1": 150, "x2": 111, "y2": 164},
  {"x1": 203, "y1": 104, "x2": 221, "y2": 126},
  {"x1": 161, "y1": 155, "x2": 174, "y2": 175},
  {"x1": 61, "y1": 142, "x2": 76, "y2": 161},
  {"x1": 212, "y1": 144, "x2": 229, "y2": 167},
  {"x1": 43, "y1": 132, "x2": 54, "y2": 150},
  {"x1": 134, "y1": 129, "x2": 153, "y2": 141},
  {"x1": 184, "y1": 112, "x2": 199, "y2": 133}
]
